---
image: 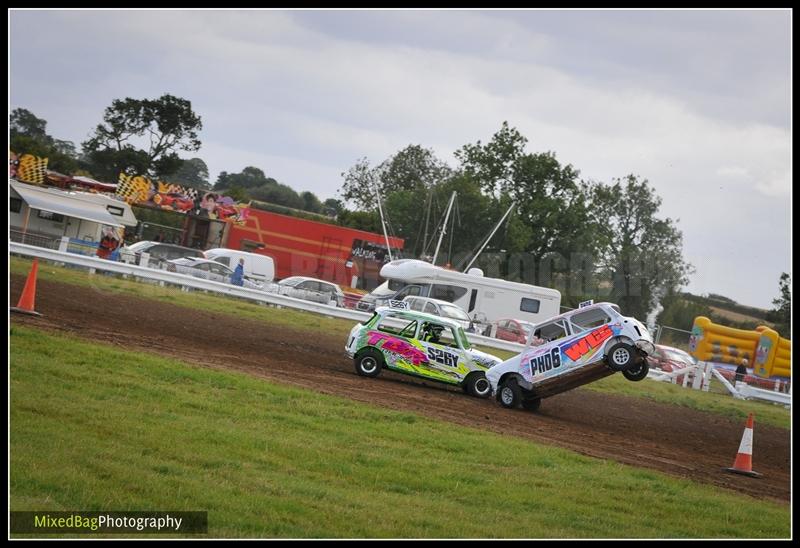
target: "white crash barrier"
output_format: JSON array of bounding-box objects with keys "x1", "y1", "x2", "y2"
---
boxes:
[
  {"x1": 10, "y1": 242, "x2": 525, "y2": 354},
  {"x1": 735, "y1": 382, "x2": 792, "y2": 406},
  {"x1": 649, "y1": 358, "x2": 791, "y2": 407}
]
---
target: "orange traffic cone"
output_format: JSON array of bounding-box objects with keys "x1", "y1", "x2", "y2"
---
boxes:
[
  {"x1": 11, "y1": 259, "x2": 42, "y2": 317},
  {"x1": 725, "y1": 413, "x2": 761, "y2": 478}
]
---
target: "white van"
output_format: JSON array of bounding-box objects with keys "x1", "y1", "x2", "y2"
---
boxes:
[
  {"x1": 204, "y1": 248, "x2": 276, "y2": 284},
  {"x1": 356, "y1": 259, "x2": 561, "y2": 327}
]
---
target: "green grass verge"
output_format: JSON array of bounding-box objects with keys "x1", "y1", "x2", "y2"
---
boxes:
[
  {"x1": 581, "y1": 374, "x2": 791, "y2": 430},
  {"x1": 10, "y1": 326, "x2": 790, "y2": 538},
  {"x1": 10, "y1": 256, "x2": 791, "y2": 430}
]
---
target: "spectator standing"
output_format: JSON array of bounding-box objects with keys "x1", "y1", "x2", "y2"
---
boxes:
[
  {"x1": 231, "y1": 258, "x2": 245, "y2": 286},
  {"x1": 735, "y1": 358, "x2": 748, "y2": 384}
]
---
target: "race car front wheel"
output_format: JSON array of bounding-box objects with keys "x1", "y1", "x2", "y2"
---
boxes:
[
  {"x1": 498, "y1": 377, "x2": 522, "y2": 409},
  {"x1": 354, "y1": 349, "x2": 383, "y2": 378},
  {"x1": 606, "y1": 343, "x2": 636, "y2": 371},
  {"x1": 622, "y1": 362, "x2": 649, "y2": 382}
]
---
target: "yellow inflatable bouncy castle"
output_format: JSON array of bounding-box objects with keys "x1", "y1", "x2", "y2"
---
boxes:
[{"x1": 689, "y1": 316, "x2": 791, "y2": 379}]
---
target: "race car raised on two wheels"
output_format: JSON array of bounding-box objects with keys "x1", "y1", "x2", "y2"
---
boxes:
[{"x1": 486, "y1": 302, "x2": 655, "y2": 412}]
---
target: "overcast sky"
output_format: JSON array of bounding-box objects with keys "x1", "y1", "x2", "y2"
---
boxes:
[{"x1": 9, "y1": 9, "x2": 791, "y2": 310}]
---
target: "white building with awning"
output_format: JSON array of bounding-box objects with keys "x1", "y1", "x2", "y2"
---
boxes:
[{"x1": 9, "y1": 179, "x2": 137, "y2": 243}]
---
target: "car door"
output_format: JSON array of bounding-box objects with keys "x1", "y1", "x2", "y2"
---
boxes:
[
  {"x1": 298, "y1": 280, "x2": 324, "y2": 302},
  {"x1": 207, "y1": 262, "x2": 232, "y2": 283},
  {"x1": 504, "y1": 321, "x2": 523, "y2": 343},
  {"x1": 496, "y1": 320, "x2": 512, "y2": 341},
  {"x1": 417, "y1": 321, "x2": 467, "y2": 383}
]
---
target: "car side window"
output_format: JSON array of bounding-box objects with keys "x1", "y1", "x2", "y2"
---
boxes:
[
  {"x1": 408, "y1": 298, "x2": 423, "y2": 312},
  {"x1": 430, "y1": 284, "x2": 468, "y2": 302},
  {"x1": 569, "y1": 308, "x2": 612, "y2": 331},
  {"x1": 376, "y1": 317, "x2": 417, "y2": 338},
  {"x1": 149, "y1": 245, "x2": 167, "y2": 258},
  {"x1": 215, "y1": 256, "x2": 231, "y2": 267},
  {"x1": 209, "y1": 264, "x2": 229, "y2": 276},
  {"x1": 423, "y1": 302, "x2": 437, "y2": 314},
  {"x1": 538, "y1": 321, "x2": 569, "y2": 342},
  {"x1": 194, "y1": 262, "x2": 210, "y2": 271}
]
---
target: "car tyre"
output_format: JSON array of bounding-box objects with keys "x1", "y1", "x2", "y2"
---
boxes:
[
  {"x1": 354, "y1": 349, "x2": 383, "y2": 378},
  {"x1": 606, "y1": 342, "x2": 636, "y2": 371},
  {"x1": 464, "y1": 373, "x2": 492, "y2": 398},
  {"x1": 622, "y1": 362, "x2": 649, "y2": 382},
  {"x1": 498, "y1": 377, "x2": 522, "y2": 409},
  {"x1": 521, "y1": 396, "x2": 541, "y2": 412}
]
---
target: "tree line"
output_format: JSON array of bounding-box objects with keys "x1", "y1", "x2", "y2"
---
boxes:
[{"x1": 9, "y1": 96, "x2": 790, "y2": 330}]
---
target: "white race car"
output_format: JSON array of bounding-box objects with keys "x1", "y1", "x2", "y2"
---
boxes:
[{"x1": 486, "y1": 302, "x2": 655, "y2": 412}]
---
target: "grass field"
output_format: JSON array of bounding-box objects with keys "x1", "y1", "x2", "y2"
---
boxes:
[
  {"x1": 10, "y1": 326, "x2": 790, "y2": 538},
  {"x1": 10, "y1": 256, "x2": 791, "y2": 430}
]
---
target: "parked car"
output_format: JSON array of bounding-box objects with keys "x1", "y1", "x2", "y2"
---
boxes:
[
  {"x1": 402, "y1": 296, "x2": 477, "y2": 332},
  {"x1": 645, "y1": 344, "x2": 697, "y2": 384},
  {"x1": 119, "y1": 241, "x2": 203, "y2": 268},
  {"x1": 491, "y1": 318, "x2": 537, "y2": 344},
  {"x1": 344, "y1": 305, "x2": 503, "y2": 397},
  {"x1": 714, "y1": 363, "x2": 783, "y2": 391},
  {"x1": 204, "y1": 248, "x2": 275, "y2": 284},
  {"x1": 166, "y1": 258, "x2": 261, "y2": 290},
  {"x1": 277, "y1": 276, "x2": 345, "y2": 307},
  {"x1": 486, "y1": 302, "x2": 655, "y2": 412}
]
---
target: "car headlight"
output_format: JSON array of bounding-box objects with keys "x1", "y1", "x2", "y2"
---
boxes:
[{"x1": 635, "y1": 341, "x2": 655, "y2": 355}]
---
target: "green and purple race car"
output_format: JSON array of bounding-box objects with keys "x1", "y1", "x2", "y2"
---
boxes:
[{"x1": 345, "y1": 305, "x2": 502, "y2": 397}]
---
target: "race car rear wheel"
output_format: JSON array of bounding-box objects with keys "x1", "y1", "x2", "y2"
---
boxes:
[
  {"x1": 606, "y1": 343, "x2": 635, "y2": 371},
  {"x1": 354, "y1": 349, "x2": 383, "y2": 378},
  {"x1": 622, "y1": 362, "x2": 649, "y2": 381},
  {"x1": 464, "y1": 373, "x2": 492, "y2": 398},
  {"x1": 498, "y1": 377, "x2": 522, "y2": 409},
  {"x1": 521, "y1": 396, "x2": 541, "y2": 412}
]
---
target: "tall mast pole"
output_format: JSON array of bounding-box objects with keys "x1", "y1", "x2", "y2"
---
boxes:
[
  {"x1": 432, "y1": 191, "x2": 457, "y2": 266},
  {"x1": 373, "y1": 183, "x2": 394, "y2": 262},
  {"x1": 463, "y1": 201, "x2": 516, "y2": 272}
]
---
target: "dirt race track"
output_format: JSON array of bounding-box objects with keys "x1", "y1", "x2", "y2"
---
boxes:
[{"x1": 11, "y1": 275, "x2": 792, "y2": 503}]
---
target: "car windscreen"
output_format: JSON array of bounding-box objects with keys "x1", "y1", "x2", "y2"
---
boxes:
[
  {"x1": 125, "y1": 241, "x2": 153, "y2": 252},
  {"x1": 456, "y1": 327, "x2": 471, "y2": 350},
  {"x1": 664, "y1": 349, "x2": 696, "y2": 364},
  {"x1": 518, "y1": 321, "x2": 535, "y2": 335},
  {"x1": 440, "y1": 303, "x2": 470, "y2": 321}
]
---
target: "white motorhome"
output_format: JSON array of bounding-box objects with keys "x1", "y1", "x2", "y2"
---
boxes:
[
  {"x1": 204, "y1": 248, "x2": 275, "y2": 284},
  {"x1": 356, "y1": 259, "x2": 561, "y2": 328}
]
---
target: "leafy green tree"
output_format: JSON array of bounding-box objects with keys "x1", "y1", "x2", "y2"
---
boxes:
[
  {"x1": 214, "y1": 166, "x2": 276, "y2": 191},
  {"x1": 766, "y1": 273, "x2": 791, "y2": 336},
  {"x1": 301, "y1": 191, "x2": 323, "y2": 213},
  {"x1": 340, "y1": 145, "x2": 451, "y2": 209},
  {"x1": 249, "y1": 182, "x2": 304, "y2": 210},
  {"x1": 454, "y1": 121, "x2": 528, "y2": 195},
  {"x1": 82, "y1": 94, "x2": 202, "y2": 181},
  {"x1": 336, "y1": 209, "x2": 382, "y2": 233},
  {"x1": 589, "y1": 175, "x2": 693, "y2": 319},
  {"x1": 323, "y1": 198, "x2": 344, "y2": 216},
  {"x1": 10, "y1": 108, "x2": 79, "y2": 174},
  {"x1": 170, "y1": 157, "x2": 210, "y2": 190},
  {"x1": 10, "y1": 108, "x2": 49, "y2": 140}
]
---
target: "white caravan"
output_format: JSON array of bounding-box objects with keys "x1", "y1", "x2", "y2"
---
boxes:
[
  {"x1": 356, "y1": 259, "x2": 561, "y2": 329},
  {"x1": 204, "y1": 248, "x2": 276, "y2": 284}
]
